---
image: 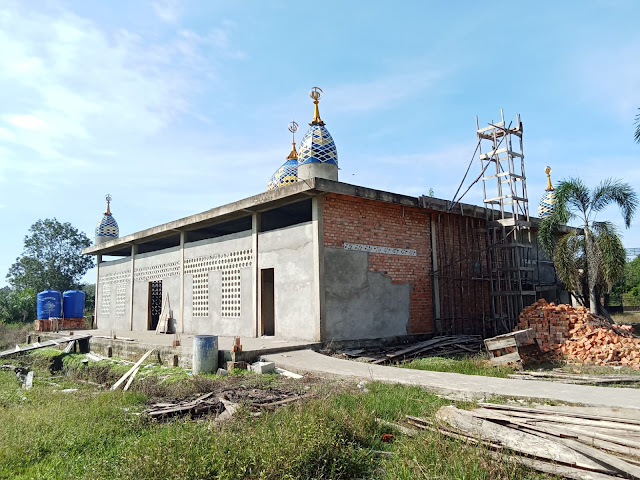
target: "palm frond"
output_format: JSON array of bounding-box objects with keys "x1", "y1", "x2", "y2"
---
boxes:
[
  {"x1": 553, "y1": 231, "x2": 585, "y2": 294},
  {"x1": 556, "y1": 178, "x2": 590, "y2": 220},
  {"x1": 593, "y1": 222, "x2": 626, "y2": 291},
  {"x1": 590, "y1": 178, "x2": 638, "y2": 227},
  {"x1": 635, "y1": 108, "x2": 640, "y2": 144}
]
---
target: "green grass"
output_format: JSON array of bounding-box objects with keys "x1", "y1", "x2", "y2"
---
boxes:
[
  {"x1": 0, "y1": 352, "x2": 553, "y2": 479},
  {"x1": 399, "y1": 354, "x2": 516, "y2": 378}
]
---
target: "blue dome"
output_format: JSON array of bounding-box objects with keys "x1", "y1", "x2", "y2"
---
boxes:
[
  {"x1": 538, "y1": 189, "x2": 556, "y2": 218},
  {"x1": 96, "y1": 213, "x2": 119, "y2": 239},
  {"x1": 267, "y1": 157, "x2": 299, "y2": 190},
  {"x1": 298, "y1": 124, "x2": 338, "y2": 166}
]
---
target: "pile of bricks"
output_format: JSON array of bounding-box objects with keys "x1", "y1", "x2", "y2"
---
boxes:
[
  {"x1": 34, "y1": 317, "x2": 86, "y2": 332},
  {"x1": 517, "y1": 299, "x2": 640, "y2": 369}
]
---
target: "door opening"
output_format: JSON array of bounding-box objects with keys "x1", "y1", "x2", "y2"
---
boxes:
[
  {"x1": 261, "y1": 268, "x2": 275, "y2": 336},
  {"x1": 148, "y1": 280, "x2": 162, "y2": 330}
]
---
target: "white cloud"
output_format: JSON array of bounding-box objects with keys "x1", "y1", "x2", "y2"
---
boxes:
[
  {"x1": 5, "y1": 114, "x2": 46, "y2": 130},
  {"x1": 152, "y1": 0, "x2": 182, "y2": 23}
]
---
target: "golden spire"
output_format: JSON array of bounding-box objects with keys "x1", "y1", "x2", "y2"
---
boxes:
[
  {"x1": 105, "y1": 194, "x2": 112, "y2": 215},
  {"x1": 545, "y1": 166, "x2": 554, "y2": 191},
  {"x1": 309, "y1": 86, "x2": 325, "y2": 126},
  {"x1": 287, "y1": 120, "x2": 299, "y2": 160}
]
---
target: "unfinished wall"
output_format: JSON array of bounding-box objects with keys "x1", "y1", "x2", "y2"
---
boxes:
[
  {"x1": 322, "y1": 194, "x2": 433, "y2": 340},
  {"x1": 258, "y1": 222, "x2": 316, "y2": 341},
  {"x1": 183, "y1": 231, "x2": 253, "y2": 336},
  {"x1": 431, "y1": 212, "x2": 491, "y2": 336},
  {"x1": 96, "y1": 257, "x2": 131, "y2": 331}
]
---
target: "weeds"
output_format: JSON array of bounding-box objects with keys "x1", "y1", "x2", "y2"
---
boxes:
[{"x1": 400, "y1": 353, "x2": 516, "y2": 378}]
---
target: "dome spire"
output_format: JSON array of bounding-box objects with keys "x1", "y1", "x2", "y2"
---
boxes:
[
  {"x1": 545, "y1": 166, "x2": 554, "y2": 191},
  {"x1": 104, "y1": 193, "x2": 112, "y2": 215},
  {"x1": 286, "y1": 120, "x2": 299, "y2": 160},
  {"x1": 309, "y1": 87, "x2": 325, "y2": 126}
]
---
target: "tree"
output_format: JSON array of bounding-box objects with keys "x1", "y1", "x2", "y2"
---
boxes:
[
  {"x1": 7, "y1": 218, "x2": 94, "y2": 293},
  {"x1": 635, "y1": 108, "x2": 640, "y2": 144},
  {"x1": 0, "y1": 287, "x2": 36, "y2": 324},
  {"x1": 539, "y1": 178, "x2": 638, "y2": 316}
]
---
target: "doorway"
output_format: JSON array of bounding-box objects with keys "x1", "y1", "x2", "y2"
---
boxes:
[
  {"x1": 261, "y1": 268, "x2": 274, "y2": 336},
  {"x1": 148, "y1": 280, "x2": 162, "y2": 330}
]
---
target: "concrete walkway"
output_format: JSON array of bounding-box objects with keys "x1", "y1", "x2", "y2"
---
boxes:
[{"x1": 262, "y1": 350, "x2": 640, "y2": 410}]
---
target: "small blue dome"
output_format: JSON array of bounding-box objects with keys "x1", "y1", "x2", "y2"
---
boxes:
[
  {"x1": 267, "y1": 157, "x2": 299, "y2": 190},
  {"x1": 298, "y1": 124, "x2": 338, "y2": 166},
  {"x1": 538, "y1": 190, "x2": 556, "y2": 218},
  {"x1": 96, "y1": 213, "x2": 119, "y2": 238}
]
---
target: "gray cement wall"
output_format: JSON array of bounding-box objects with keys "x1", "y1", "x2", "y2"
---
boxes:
[
  {"x1": 324, "y1": 248, "x2": 411, "y2": 341},
  {"x1": 258, "y1": 222, "x2": 317, "y2": 341},
  {"x1": 183, "y1": 231, "x2": 253, "y2": 336}
]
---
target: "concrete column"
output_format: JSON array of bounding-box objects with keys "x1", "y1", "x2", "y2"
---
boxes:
[
  {"x1": 430, "y1": 218, "x2": 441, "y2": 332},
  {"x1": 312, "y1": 196, "x2": 325, "y2": 342},
  {"x1": 252, "y1": 213, "x2": 261, "y2": 338},
  {"x1": 179, "y1": 231, "x2": 185, "y2": 333},
  {"x1": 128, "y1": 244, "x2": 137, "y2": 331},
  {"x1": 94, "y1": 254, "x2": 102, "y2": 329}
]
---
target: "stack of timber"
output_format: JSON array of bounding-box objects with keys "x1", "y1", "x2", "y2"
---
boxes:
[
  {"x1": 517, "y1": 299, "x2": 640, "y2": 369},
  {"x1": 145, "y1": 392, "x2": 225, "y2": 420},
  {"x1": 332, "y1": 335, "x2": 482, "y2": 365},
  {"x1": 408, "y1": 403, "x2": 640, "y2": 479},
  {"x1": 509, "y1": 370, "x2": 640, "y2": 385}
]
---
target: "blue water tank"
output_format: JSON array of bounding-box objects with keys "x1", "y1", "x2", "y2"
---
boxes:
[
  {"x1": 37, "y1": 290, "x2": 62, "y2": 319},
  {"x1": 63, "y1": 290, "x2": 86, "y2": 318}
]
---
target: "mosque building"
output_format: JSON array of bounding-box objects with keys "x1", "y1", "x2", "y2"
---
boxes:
[{"x1": 84, "y1": 89, "x2": 564, "y2": 341}]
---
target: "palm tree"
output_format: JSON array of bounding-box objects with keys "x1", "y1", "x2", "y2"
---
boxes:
[
  {"x1": 635, "y1": 108, "x2": 640, "y2": 144},
  {"x1": 539, "y1": 178, "x2": 638, "y2": 316}
]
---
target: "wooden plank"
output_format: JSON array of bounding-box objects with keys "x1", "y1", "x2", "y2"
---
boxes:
[
  {"x1": 123, "y1": 366, "x2": 140, "y2": 391},
  {"x1": 485, "y1": 336, "x2": 517, "y2": 350},
  {"x1": 111, "y1": 349, "x2": 154, "y2": 391},
  {"x1": 435, "y1": 406, "x2": 613, "y2": 473},
  {"x1": 478, "y1": 403, "x2": 640, "y2": 429},
  {"x1": 0, "y1": 335, "x2": 92, "y2": 357},
  {"x1": 490, "y1": 351, "x2": 521, "y2": 365},
  {"x1": 486, "y1": 451, "x2": 624, "y2": 480}
]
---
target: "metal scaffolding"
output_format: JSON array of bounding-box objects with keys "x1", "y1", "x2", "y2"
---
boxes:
[{"x1": 477, "y1": 110, "x2": 535, "y2": 334}]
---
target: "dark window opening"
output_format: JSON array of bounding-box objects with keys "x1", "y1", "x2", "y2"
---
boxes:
[{"x1": 260, "y1": 199, "x2": 312, "y2": 233}]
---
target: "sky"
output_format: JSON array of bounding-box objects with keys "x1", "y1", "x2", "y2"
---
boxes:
[{"x1": 1, "y1": 0, "x2": 639, "y2": 287}]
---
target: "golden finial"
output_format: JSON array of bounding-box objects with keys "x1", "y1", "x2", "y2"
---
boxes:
[
  {"x1": 287, "y1": 120, "x2": 299, "y2": 160},
  {"x1": 309, "y1": 86, "x2": 325, "y2": 126},
  {"x1": 105, "y1": 194, "x2": 112, "y2": 215},
  {"x1": 544, "y1": 166, "x2": 554, "y2": 191}
]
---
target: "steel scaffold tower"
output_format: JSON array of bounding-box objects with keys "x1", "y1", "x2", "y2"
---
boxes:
[{"x1": 477, "y1": 110, "x2": 535, "y2": 334}]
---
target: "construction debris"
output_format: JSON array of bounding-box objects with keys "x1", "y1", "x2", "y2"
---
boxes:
[
  {"x1": 407, "y1": 403, "x2": 640, "y2": 479},
  {"x1": 517, "y1": 300, "x2": 640, "y2": 369},
  {"x1": 0, "y1": 334, "x2": 92, "y2": 358},
  {"x1": 484, "y1": 328, "x2": 536, "y2": 367},
  {"x1": 327, "y1": 335, "x2": 483, "y2": 365},
  {"x1": 144, "y1": 386, "x2": 306, "y2": 420},
  {"x1": 508, "y1": 370, "x2": 640, "y2": 385},
  {"x1": 250, "y1": 361, "x2": 275, "y2": 374},
  {"x1": 110, "y1": 349, "x2": 154, "y2": 391}
]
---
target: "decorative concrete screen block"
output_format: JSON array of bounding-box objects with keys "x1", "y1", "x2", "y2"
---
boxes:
[
  {"x1": 185, "y1": 249, "x2": 253, "y2": 318},
  {"x1": 135, "y1": 262, "x2": 180, "y2": 282},
  {"x1": 115, "y1": 284, "x2": 126, "y2": 318},
  {"x1": 343, "y1": 242, "x2": 417, "y2": 257},
  {"x1": 101, "y1": 270, "x2": 130, "y2": 284},
  {"x1": 250, "y1": 361, "x2": 275, "y2": 374},
  {"x1": 101, "y1": 283, "x2": 111, "y2": 316}
]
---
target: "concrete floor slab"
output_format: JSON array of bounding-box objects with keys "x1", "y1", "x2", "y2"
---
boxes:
[{"x1": 262, "y1": 349, "x2": 640, "y2": 410}]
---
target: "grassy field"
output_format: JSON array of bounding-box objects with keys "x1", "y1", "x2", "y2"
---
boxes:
[
  {"x1": 399, "y1": 354, "x2": 515, "y2": 378},
  {"x1": 0, "y1": 349, "x2": 553, "y2": 480},
  {"x1": 612, "y1": 311, "x2": 640, "y2": 324}
]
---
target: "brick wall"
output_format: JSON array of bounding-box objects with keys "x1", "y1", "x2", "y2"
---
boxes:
[{"x1": 323, "y1": 194, "x2": 434, "y2": 334}]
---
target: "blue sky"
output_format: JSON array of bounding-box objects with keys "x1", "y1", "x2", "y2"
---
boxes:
[{"x1": 1, "y1": 0, "x2": 639, "y2": 287}]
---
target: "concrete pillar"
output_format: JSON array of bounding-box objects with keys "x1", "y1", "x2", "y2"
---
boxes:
[
  {"x1": 312, "y1": 196, "x2": 326, "y2": 342},
  {"x1": 252, "y1": 213, "x2": 261, "y2": 338},
  {"x1": 94, "y1": 254, "x2": 102, "y2": 329},
  {"x1": 179, "y1": 231, "x2": 185, "y2": 333},
  {"x1": 430, "y1": 218, "x2": 441, "y2": 332},
  {"x1": 128, "y1": 245, "x2": 137, "y2": 331},
  {"x1": 298, "y1": 163, "x2": 338, "y2": 182}
]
